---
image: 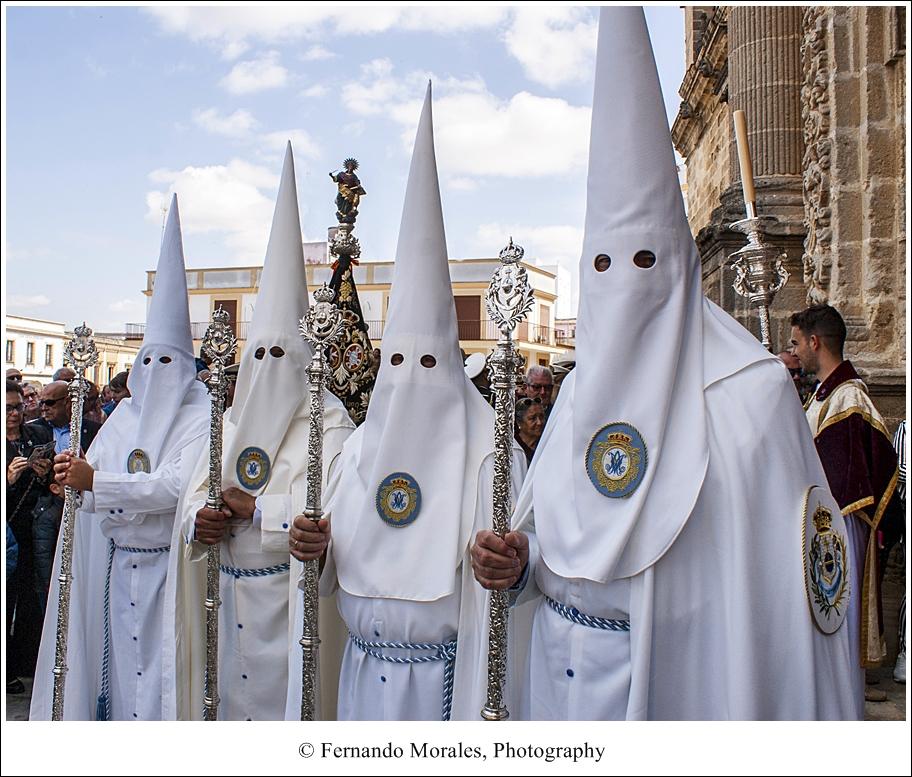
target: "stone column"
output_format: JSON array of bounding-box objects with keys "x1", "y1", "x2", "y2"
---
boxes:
[
  {"x1": 728, "y1": 6, "x2": 805, "y2": 181},
  {"x1": 719, "y1": 6, "x2": 807, "y2": 349}
]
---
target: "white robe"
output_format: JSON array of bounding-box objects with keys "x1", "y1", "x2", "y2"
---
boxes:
[
  {"x1": 29, "y1": 402, "x2": 208, "y2": 721},
  {"x1": 320, "y1": 449, "x2": 526, "y2": 721},
  {"x1": 511, "y1": 359, "x2": 861, "y2": 720},
  {"x1": 166, "y1": 402, "x2": 353, "y2": 721}
]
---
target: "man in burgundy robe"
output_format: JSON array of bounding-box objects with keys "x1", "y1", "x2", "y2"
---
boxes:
[{"x1": 791, "y1": 305, "x2": 901, "y2": 700}]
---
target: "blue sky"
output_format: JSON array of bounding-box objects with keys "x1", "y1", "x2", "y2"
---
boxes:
[{"x1": 4, "y1": 5, "x2": 684, "y2": 328}]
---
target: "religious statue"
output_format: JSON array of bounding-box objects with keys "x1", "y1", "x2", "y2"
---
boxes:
[{"x1": 329, "y1": 158, "x2": 366, "y2": 225}]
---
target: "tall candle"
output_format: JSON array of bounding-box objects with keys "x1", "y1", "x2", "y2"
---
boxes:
[{"x1": 733, "y1": 110, "x2": 757, "y2": 215}]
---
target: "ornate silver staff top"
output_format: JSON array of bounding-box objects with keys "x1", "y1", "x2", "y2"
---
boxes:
[
  {"x1": 729, "y1": 110, "x2": 789, "y2": 351},
  {"x1": 297, "y1": 283, "x2": 346, "y2": 721},
  {"x1": 52, "y1": 323, "x2": 99, "y2": 721},
  {"x1": 487, "y1": 239, "x2": 535, "y2": 339},
  {"x1": 728, "y1": 217, "x2": 789, "y2": 352},
  {"x1": 199, "y1": 307, "x2": 238, "y2": 722},
  {"x1": 300, "y1": 284, "x2": 348, "y2": 356},
  {"x1": 481, "y1": 240, "x2": 533, "y2": 722}
]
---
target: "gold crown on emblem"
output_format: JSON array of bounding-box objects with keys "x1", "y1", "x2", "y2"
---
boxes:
[
  {"x1": 607, "y1": 432, "x2": 632, "y2": 445},
  {"x1": 390, "y1": 477, "x2": 410, "y2": 489},
  {"x1": 812, "y1": 504, "x2": 833, "y2": 532}
]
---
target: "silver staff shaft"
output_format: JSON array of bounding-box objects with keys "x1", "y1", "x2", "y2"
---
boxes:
[
  {"x1": 298, "y1": 284, "x2": 346, "y2": 721},
  {"x1": 300, "y1": 355, "x2": 327, "y2": 721},
  {"x1": 481, "y1": 240, "x2": 533, "y2": 721},
  {"x1": 200, "y1": 307, "x2": 238, "y2": 722},
  {"x1": 52, "y1": 324, "x2": 98, "y2": 721}
]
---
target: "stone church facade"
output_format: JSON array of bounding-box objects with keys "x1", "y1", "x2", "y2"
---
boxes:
[{"x1": 672, "y1": 6, "x2": 906, "y2": 428}]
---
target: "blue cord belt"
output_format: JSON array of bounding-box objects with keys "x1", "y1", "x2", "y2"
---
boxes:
[
  {"x1": 545, "y1": 595, "x2": 630, "y2": 631},
  {"x1": 348, "y1": 632, "x2": 457, "y2": 721},
  {"x1": 219, "y1": 561, "x2": 290, "y2": 578}
]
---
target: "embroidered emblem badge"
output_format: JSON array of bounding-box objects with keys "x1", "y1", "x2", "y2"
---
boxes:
[
  {"x1": 343, "y1": 343, "x2": 367, "y2": 372},
  {"x1": 376, "y1": 472, "x2": 421, "y2": 527},
  {"x1": 236, "y1": 446, "x2": 271, "y2": 491},
  {"x1": 126, "y1": 448, "x2": 151, "y2": 474},
  {"x1": 802, "y1": 485, "x2": 850, "y2": 634},
  {"x1": 585, "y1": 422, "x2": 647, "y2": 499}
]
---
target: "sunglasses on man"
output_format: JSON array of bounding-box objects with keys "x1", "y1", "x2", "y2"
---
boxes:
[{"x1": 39, "y1": 397, "x2": 65, "y2": 408}]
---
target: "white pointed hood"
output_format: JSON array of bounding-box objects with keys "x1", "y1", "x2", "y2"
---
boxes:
[
  {"x1": 331, "y1": 84, "x2": 495, "y2": 600},
  {"x1": 524, "y1": 7, "x2": 771, "y2": 582},
  {"x1": 120, "y1": 194, "x2": 207, "y2": 468},
  {"x1": 223, "y1": 143, "x2": 317, "y2": 493}
]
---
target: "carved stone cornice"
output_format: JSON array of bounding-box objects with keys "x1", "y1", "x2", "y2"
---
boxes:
[{"x1": 672, "y1": 7, "x2": 729, "y2": 157}]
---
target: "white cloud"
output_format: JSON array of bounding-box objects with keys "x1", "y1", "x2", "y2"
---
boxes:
[
  {"x1": 475, "y1": 223, "x2": 583, "y2": 267},
  {"x1": 9, "y1": 294, "x2": 51, "y2": 309},
  {"x1": 503, "y1": 8, "x2": 598, "y2": 89},
  {"x1": 109, "y1": 298, "x2": 145, "y2": 314},
  {"x1": 146, "y1": 7, "x2": 508, "y2": 45},
  {"x1": 145, "y1": 160, "x2": 279, "y2": 261},
  {"x1": 396, "y1": 7, "x2": 508, "y2": 33},
  {"x1": 474, "y1": 222, "x2": 584, "y2": 316},
  {"x1": 301, "y1": 45, "x2": 334, "y2": 61},
  {"x1": 192, "y1": 107, "x2": 259, "y2": 138},
  {"x1": 85, "y1": 56, "x2": 108, "y2": 78},
  {"x1": 146, "y1": 7, "x2": 591, "y2": 89},
  {"x1": 300, "y1": 84, "x2": 329, "y2": 99},
  {"x1": 6, "y1": 246, "x2": 53, "y2": 263},
  {"x1": 341, "y1": 63, "x2": 590, "y2": 181},
  {"x1": 342, "y1": 121, "x2": 365, "y2": 137},
  {"x1": 446, "y1": 177, "x2": 479, "y2": 192},
  {"x1": 220, "y1": 51, "x2": 288, "y2": 95},
  {"x1": 220, "y1": 39, "x2": 250, "y2": 60},
  {"x1": 260, "y1": 129, "x2": 321, "y2": 159}
]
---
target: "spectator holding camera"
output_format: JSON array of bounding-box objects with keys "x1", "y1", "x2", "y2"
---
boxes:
[{"x1": 6, "y1": 379, "x2": 53, "y2": 693}]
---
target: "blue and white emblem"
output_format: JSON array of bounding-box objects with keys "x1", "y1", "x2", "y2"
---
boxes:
[
  {"x1": 376, "y1": 472, "x2": 421, "y2": 528},
  {"x1": 126, "y1": 448, "x2": 151, "y2": 474},
  {"x1": 236, "y1": 446, "x2": 271, "y2": 491},
  {"x1": 802, "y1": 485, "x2": 850, "y2": 634},
  {"x1": 585, "y1": 422, "x2": 647, "y2": 499}
]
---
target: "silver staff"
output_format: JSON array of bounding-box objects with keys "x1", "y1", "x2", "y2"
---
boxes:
[
  {"x1": 481, "y1": 239, "x2": 533, "y2": 721},
  {"x1": 200, "y1": 307, "x2": 238, "y2": 722},
  {"x1": 729, "y1": 109, "x2": 789, "y2": 351},
  {"x1": 298, "y1": 284, "x2": 346, "y2": 720},
  {"x1": 729, "y1": 219, "x2": 790, "y2": 352},
  {"x1": 52, "y1": 324, "x2": 98, "y2": 721}
]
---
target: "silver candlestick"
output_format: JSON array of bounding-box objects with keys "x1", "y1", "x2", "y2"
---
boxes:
[
  {"x1": 728, "y1": 215, "x2": 789, "y2": 351},
  {"x1": 298, "y1": 284, "x2": 346, "y2": 721},
  {"x1": 52, "y1": 324, "x2": 99, "y2": 721},
  {"x1": 480, "y1": 239, "x2": 533, "y2": 721},
  {"x1": 200, "y1": 307, "x2": 238, "y2": 721}
]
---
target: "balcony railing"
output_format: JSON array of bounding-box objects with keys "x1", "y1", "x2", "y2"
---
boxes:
[
  {"x1": 367, "y1": 320, "x2": 563, "y2": 347},
  {"x1": 126, "y1": 322, "x2": 251, "y2": 340},
  {"x1": 125, "y1": 320, "x2": 567, "y2": 348}
]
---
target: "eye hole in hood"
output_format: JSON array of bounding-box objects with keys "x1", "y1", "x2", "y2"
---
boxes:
[
  {"x1": 633, "y1": 250, "x2": 656, "y2": 269},
  {"x1": 269, "y1": 346, "x2": 285, "y2": 358},
  {"x1": 594, "y1": 254, "x2": 612, "y2": 272},
  {"x1": 420, "y1": 354, "x2": 437, "y2": 368},
  {"x1": 254, "y1": 347, "x2": 266, "y2": 360},
  {"x1": 159, "y1": 356, "x2": 172, "y2": 364},
  {"x1": 390, "y1": 353, "x2": 404, "y2": 366}
]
